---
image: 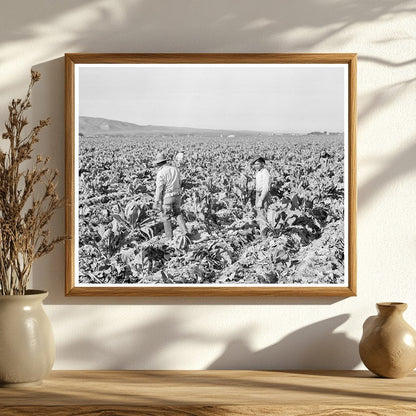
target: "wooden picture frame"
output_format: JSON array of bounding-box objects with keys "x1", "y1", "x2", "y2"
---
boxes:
[{"x1": 65, "y1": 53, "x2": 356, "y2": 296}]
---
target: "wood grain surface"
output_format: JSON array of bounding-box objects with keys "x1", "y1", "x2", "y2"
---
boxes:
[{"x1": 1, "y1": 370, "x2": 415, "y2": 415}]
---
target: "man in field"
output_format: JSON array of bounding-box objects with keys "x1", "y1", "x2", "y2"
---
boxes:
[
  {"x1": 252, "y1": 156, "x2": 271, "y2": 237},
  {"x1": 175, "y1": 150, "x2": 185, "y2": 167},
  {"x1": 153, "y1": 152, "x2": 188, "y2": 240}
]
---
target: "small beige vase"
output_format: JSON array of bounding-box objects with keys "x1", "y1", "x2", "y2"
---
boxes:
[
  {"x1": 0, "y1": 290, "x2": 55, "y2": 387},
  {"x1": 359, "y1": 302, "x2": 416, "y2": 378}
]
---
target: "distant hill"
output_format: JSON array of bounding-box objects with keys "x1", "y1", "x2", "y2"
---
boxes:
[
  {"x1": 79, "y1": 116, "x2": 153, "y2": 135},
  {"x1": 78, "y1": 116, "x2": 271, "y2": 137}
]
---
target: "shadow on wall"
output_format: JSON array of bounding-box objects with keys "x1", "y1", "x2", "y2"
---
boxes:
[
  {"x1": 30, "y1": 56, "x2": 67, "y2": 301},
  {"x1": 53, "y1": 307, "x2": 359, "y2": 370},
  {"x1": 47, "y1": 0, "x2": 414, "y2": 52},
  {"x1": 0, "y1": 0, "x2": 414, "y2": 96},
  {"x1": 1, "y1": 0, "x2": 413, "y2": 50},
  {"x1": 358, "y1": 78, "x2": 416, "y2": 134},
  {"x1": 55, "y1": 310, "x2": 214, "y2": 369},
  {"x1": 207, "y1": 314, "x2": 360, "y2": 370},
  {"x1": 358, "y1": 137, "x2": 416, "y2": 209}
]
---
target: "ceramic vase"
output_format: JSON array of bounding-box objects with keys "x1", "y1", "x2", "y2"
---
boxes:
[
  {"x1": 0, "y1": 290, "x2": 55, "y2": 387},
  {"x1": 359, "y1": 302, "x2": 416, "y2": 378}
]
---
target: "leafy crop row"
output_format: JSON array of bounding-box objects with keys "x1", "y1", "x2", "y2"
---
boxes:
[{"x1": 78, "y1": 133, "x2": 345, "y2": 285}]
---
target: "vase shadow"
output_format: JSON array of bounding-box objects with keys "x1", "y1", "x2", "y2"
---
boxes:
[{"x1": 207, "y1": 314, "x2": 360, "y2": 370}]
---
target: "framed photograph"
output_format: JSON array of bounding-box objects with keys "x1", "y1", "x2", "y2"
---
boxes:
[{"x1": 65, "y1": 53, "x2": 356, "y2": 296}]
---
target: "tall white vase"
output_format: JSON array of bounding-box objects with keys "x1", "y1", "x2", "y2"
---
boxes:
[{"x1": 0, "y1": 290, "x2": 55, "y2": 387}]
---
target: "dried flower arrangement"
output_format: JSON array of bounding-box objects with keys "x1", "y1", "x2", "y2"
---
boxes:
[{"x1": 0, "y1": 71, "x2": 65, "y2": 295}]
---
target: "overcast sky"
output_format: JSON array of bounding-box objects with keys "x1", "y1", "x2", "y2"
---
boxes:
[{"x1": 77, "y1": 64, "x2": 346, "y2": 133}]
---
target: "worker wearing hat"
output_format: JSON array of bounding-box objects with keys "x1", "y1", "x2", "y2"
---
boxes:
[
  {"x1": 153, "y1": 152, "x2": 188, "y2": 240},
  {"x1": 252, "y1": 155, "x2": 271, "y2": 237}
]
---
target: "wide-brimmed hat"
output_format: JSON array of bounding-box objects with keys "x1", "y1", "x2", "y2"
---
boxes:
[
  {"x1": 154, "y1": 152, "x2": 169, "y2": 165},
  {"x1": 251, "y1": 155, "x2": 266, "y2": 165}
]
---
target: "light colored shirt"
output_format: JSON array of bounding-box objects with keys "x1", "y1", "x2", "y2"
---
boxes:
[
  {"x1": 154, "y1": 164, "x2": 182, "y2": 202},
  {"x1": 175, "y1": 152, "x2": 184, "y2": 166},
  {"x1": 255, "y1": 168, "x2": 271, "y2": 193}
]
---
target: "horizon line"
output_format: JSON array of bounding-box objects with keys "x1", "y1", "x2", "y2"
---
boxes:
[{"x1": 79, "y1": 115, "x2": 343, "y2": 135}]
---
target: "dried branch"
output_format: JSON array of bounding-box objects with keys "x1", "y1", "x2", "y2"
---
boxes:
[{"x1": 0, "y1": 71, "x2": 66, "y2": 295}]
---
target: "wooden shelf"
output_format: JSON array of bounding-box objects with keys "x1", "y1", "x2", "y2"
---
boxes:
[{"x1": 1, "y1": 370, "x2": 415, "y2": 415}]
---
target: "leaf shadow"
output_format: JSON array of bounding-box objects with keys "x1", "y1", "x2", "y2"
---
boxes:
[{"x1": 358, "y1": 137, "x2": 416, "y2": 209}]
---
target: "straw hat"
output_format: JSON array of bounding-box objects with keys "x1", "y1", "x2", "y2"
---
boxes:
[
  {"x1": 154, "y1": 152, "x2": 169, "y2": 165},
  {"x1": 251, "y1": 155, "x2": 266, "y2": 165}
]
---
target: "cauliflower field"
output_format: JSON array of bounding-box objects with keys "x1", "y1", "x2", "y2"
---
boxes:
[{"x1": 78, "y1": 132, "x2": 345, "y2": 285}]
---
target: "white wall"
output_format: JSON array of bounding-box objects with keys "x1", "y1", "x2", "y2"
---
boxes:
[{"x1": 1, "y1": 0, "x2": 415, "y2": 370}]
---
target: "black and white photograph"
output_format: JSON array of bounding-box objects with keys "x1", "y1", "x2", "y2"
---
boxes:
[{"x1": 65, "y1": 54, "x2": 356, "y2": 296}]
